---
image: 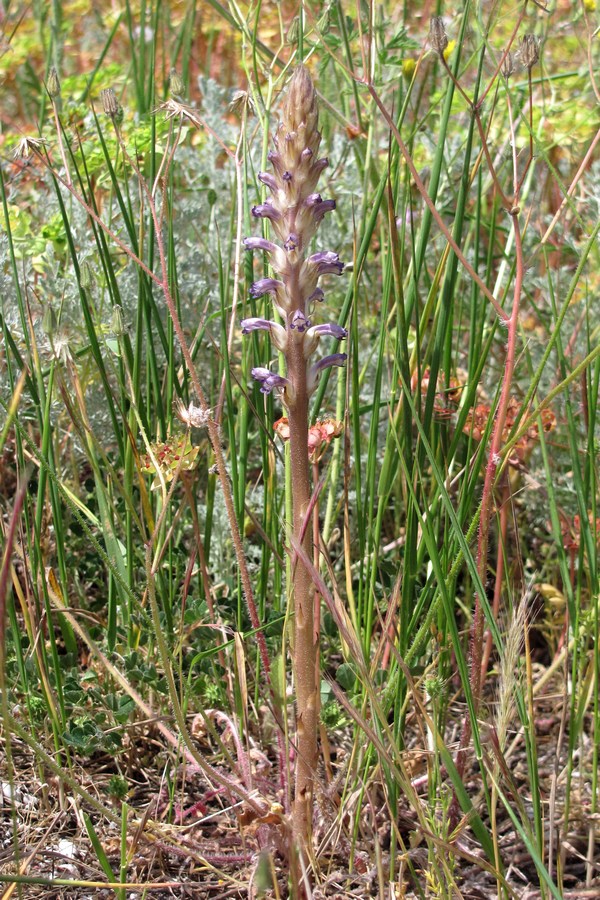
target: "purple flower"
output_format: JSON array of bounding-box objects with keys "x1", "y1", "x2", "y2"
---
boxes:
[
  {"x1": 308, "y1": 251, "x2": 344, "y2": 276},
  {"x1": 312, "y1": 353, "x2": 347, "y2": 373},
  {"x1": 258, "y1": 171, "x2": 278, "y2": 191},
  {"x1": 251, "y1": 367, "x2": 290, "y2": 395},
  {"x1": 244, "y1": 237, "x2": 287, "y2": 275},
  {"x1": 283, "y1": 171, "x2": 293, "y2": 182},
  {"x1": 305, "y1": 194, "x2": 336, "y2": 223},
  {"x1": 284, "y1": 233, "x2": 299, "y2": 252},
  {"x1": 241, "y1": 317, "x2": 287, "y2": 351},
  {"x1": 243, "y1": 236, "x2": 278, "y2": 253},
  {"x1": 307, "y1": 353, "x2": 347, "y2": 394},
  {"x1": 249, "y1": 278, "x2": 284, "y2": 298},
  {"x1": 307, "y1": 323, "x2": 347, "y2": 340},
  {"x1": 241, "y1": 317, "x2": 272, "y2": 334},
  {"x1": 252, "y1": 201, "x2": 281, "y2": 221},
  {"x1": 267, "y1": 149, "x2": 285, "y2": 178},
  {"x1": 308, "y1": 288, "x2": 325, "y2": 304},
  {"x1": 301, "y1": 148, "x2": 313, "y2": 161},
  {"x1": 290, "y1": 310, "x2": 311, "y2": 332}
]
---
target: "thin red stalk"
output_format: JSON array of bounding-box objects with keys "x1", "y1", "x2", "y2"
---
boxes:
[
  {"x1": 453, "y1": 210, "x2": 525, "y2": 795},
  {"x1": 480, "y1": 479, "x2": 510, "y2": 683}
]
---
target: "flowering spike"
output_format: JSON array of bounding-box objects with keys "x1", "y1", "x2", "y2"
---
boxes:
[{"x1": 240, "y1": 63, "x2": 348, "y2": 869}]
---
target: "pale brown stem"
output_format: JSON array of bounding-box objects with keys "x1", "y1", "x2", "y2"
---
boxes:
[{"x1": 287, "y1": 328, "x2": 319, "y2": 866}]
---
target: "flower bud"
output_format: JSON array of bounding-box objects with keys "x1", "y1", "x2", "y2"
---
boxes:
[
  {"x1": 101, "y1": 88, "x2": 124, "y2": 125},
  {"x1": 80, "y1": 260, "x2": 96, "y2": 291},
  {"x1": 429, "y1": 17, "x2": 448, "y2": 55},
  {"x1": 500, "y1": 51, "x2": 514, "y2": 79},
  {"x1": 317, "y1": 5, "x2": 331, "y2": 34},
  {"x1": 286, "y1": 16, "x2": 299, "y2": 46},
  {"x1": 110, "y1": 305, "x2": 126, "y2": 337},
  {"x1": 42, "y1": 305, "x2": 57, "y2": 336},
  {"x1": 47, "y1": 67, "x2": 61, "y2": 99},
  {"x1": 169, "y1": 68, "x2": 185, "y2": 98}
]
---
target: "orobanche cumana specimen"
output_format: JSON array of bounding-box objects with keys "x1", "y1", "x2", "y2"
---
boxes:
[{"x1": 242, "y1": 66, "x2": 346, "y2": 860}]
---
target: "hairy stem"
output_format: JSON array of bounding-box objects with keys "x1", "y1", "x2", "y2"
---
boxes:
[{"x1": 287, "y1": 310, "x2": 319, "y2": 860}]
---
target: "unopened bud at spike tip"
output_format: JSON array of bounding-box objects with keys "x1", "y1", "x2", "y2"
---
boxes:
[{"x1": 282, "y1": 65, "x2": 318, "y2": 138}]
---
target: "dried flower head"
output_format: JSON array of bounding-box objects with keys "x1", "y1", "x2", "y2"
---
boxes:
[
  {"x1": 13, "y1": 136, "x2": 47, "y2": 160},
  {"x1": 46, "y1": 66, "x2": 61, "y2": 98},
  {"x1": 463, "y1": 398, "x2": 555, "y2": 466},
  {"x1": 228, "y1": 89, "x2": 256, "y2": 118},
  {"x1": 517, "y1": 34, "x2": 540, "y2": 70},
  {"x1": 174, "y1": 400, "x2": 211, "y2": 429},
  {"x1": 155, "y1": 97, "x2": 201, "y2": 125},
  {"x1": 274, "y1": 416, "x2": 343, "y2": 462},
  {"x1": 429, "y1": 17, "x2": 448, "y2": 55}
]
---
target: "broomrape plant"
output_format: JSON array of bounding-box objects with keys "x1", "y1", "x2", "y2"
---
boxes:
[{"x1": 242, "y1": 66, "x2": 347, "y2": 866}]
